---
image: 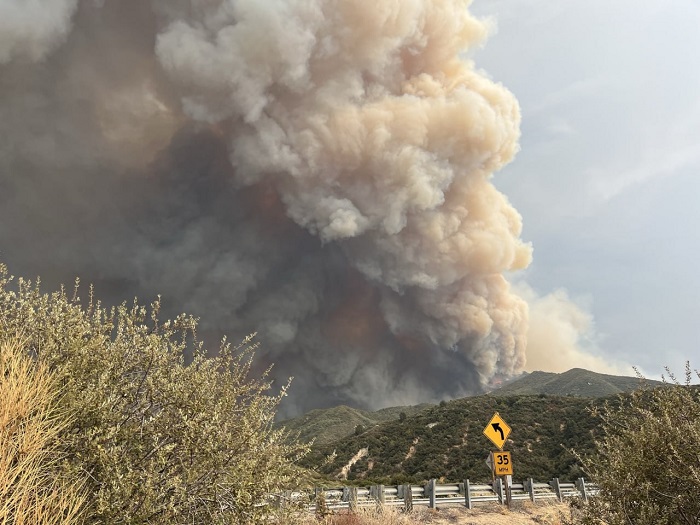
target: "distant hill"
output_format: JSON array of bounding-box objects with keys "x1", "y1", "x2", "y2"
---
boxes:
[
  {"x1": 280, "y1": 403, "x2": 434, "y2": 445},
  {"x1": 488, "y1": 368, "x2": 660, "y2": 397},
  {"x1": 300, "y1": 393, "x2": 602, "y2": 484},
  {"x1": 284, "y1": 368, "x2": 657, "y2": 446},
  {"x1": 293, "y1": 368, "x2": 668, "y2": 485}
]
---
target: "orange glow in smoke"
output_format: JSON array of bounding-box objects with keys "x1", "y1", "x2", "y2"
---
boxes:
[{"x1": 323, "y1": 270, "x2": 388, "y2": 346}]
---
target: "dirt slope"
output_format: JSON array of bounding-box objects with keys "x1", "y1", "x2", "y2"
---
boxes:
[{"x1": 302, "y1": 501, "x2": 571, "y2": 525}]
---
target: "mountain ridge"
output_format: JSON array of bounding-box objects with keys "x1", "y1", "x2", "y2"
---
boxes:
[
  {"x1": 487, "y1": 367, "x2": 658, "y2": 397},
  {"x1": 282, "y1": 367, "x2": 658, "y2": 446}
]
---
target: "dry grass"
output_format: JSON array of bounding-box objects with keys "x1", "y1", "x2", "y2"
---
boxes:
[
  {"x1": 299, "y1": 506, "x2": 418, "y2": 525},
  {"x1": 297, "y1": 501, "x2": 571, "y2": 525},
  {"x1": 0, "y1": 338, "x2": 85, "y2": 525}
]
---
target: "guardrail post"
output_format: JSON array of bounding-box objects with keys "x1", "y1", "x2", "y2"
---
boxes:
[
  {"x1": 526, "y1": 478, "x2": 535, "y2": 502},
  {"x1": 504, "y1": 475, "x2": 512, "y2": 509},
  {"x1": 281, "y1": 490, "x2": 292, "y2": 510},
  {"x1": 315, "y1": 488, "x2": 329, "y2": 517},
  {"x1": 551, "y1": 478, "x2": 562, "y2": 502},
  {"x1": 403, "y1": 484, "x2": 413, "y2": 511},
  {"x1": 464, "y1": 479, "x2": 472, "y2": 509},
  {"x1": 494, "y1": 478, "x2": 504, "y2": 504},
  {"x1": 342, "y1": 486, "x2": 349, "y2": 505},
  {"x1": 348, "y1": 486, "x2": 358, "y2": 512},
  {"x1": 427, "y1": 479, "x2": 437, "y2": 508},
  {"x1": 370, "y1": 485, "x2": 383, "y2": 506},
  {"x1": 576, "y1": 477, "x2": 588, "y2": 501}
]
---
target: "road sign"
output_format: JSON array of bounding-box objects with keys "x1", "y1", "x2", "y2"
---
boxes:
[
  {"x1": 493, "y1": 451, "x2": 513, "y2": 476},
  {"x1": 485, "y1": 452, "x2": 493, "y2": 471},
  {"x1": 483, "y1": 412, "x2": 511, "y2": 450}
]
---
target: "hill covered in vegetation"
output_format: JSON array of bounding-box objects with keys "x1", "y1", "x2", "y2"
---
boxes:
[
  {"x1": 283, "y1": 368, "x2": 653, "y2": 447},
  {"x1": 280, "y1": 404, "x2": 434, "y2": 445},
  {"x1": 300, "y1": 394, "x2": 602, "y2": 485}
]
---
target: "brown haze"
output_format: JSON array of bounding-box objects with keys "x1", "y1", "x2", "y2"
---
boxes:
[{"x1": 0, "y1": 0, "x2": 609, "y2": 416}]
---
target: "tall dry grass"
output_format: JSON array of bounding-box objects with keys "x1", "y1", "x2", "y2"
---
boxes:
[
  {"x1": 0, "y1": 338, "x2": 85, "y2": 525},
  {"x1": 296, "y1": 501, "x2": 571, "y2": 525},
  {"x1": 299, "y1": 506, "x2": 421, "y2": 525}
]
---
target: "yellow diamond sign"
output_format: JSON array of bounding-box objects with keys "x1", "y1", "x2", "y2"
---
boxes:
[{"x1": 483, "y1": 412, "x2": 511, "y2": 450}]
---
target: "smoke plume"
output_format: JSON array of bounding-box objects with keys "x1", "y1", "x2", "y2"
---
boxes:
[
  {"x1": 0, "y1": 0, "x2": 78, "y2": 64},
  {"x1": 515, "y1": 283, "x2": 627, "y2": 375},
  {"x1": 1, "y1": 0, "x2": 543, "y2": 416}
]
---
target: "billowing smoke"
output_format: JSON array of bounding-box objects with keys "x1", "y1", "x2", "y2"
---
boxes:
[
  {"x1": 515, "y1": 283, "x2": 628, "y2": 376},
  {"x1": 0, "y1": 0, "x2": 78, "y2": 63},
  {"x1": 1, "y1": 0, "x2": 536, "y2": 416}
]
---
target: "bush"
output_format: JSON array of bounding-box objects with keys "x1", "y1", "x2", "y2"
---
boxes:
[
  {"x1": 573, "y1": 364, "x2": 700, "y2": 525},
  {"x1": 0, "y1": 263, "x2": 309, "y2": 524},
  {"x1": 0, "y1": 337, "x2": 86, "y2": 524}
]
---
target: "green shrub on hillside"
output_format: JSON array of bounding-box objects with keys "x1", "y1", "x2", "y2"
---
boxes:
[
  {"x1": 0, "y1": 263, "x2": 309, "y2": 524},
  {"x1": 573, "y1": 365, "x2": 700, "y2": 525},
  {"x1": 302, "y1": 394, "x2": 599, "y2": 484}
]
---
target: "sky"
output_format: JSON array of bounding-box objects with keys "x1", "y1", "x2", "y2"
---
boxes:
[
  {"x1": 1, "y1": 0, "x2": 699, "y2": 416},
  {"x1": 469, "y1": 0, "x2": 700, "y2": 378}
]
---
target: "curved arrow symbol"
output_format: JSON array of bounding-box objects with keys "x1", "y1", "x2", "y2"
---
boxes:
[{"x1": 491, "y1": 423, "x2": 504, "y2": 441}]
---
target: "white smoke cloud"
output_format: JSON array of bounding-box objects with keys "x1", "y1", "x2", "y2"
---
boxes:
[
  {"x1": 514, "y1": 282, "x2": 629, "y2": 375},
  {"x1": 0, "y1": 0, "x2": 78, "y2": 64}
]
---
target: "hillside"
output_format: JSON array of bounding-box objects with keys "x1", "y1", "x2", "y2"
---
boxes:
[
  {"x1": 489, "y1": 368, "x2": 658, "y2": 397},
  {"x1": 285, "y1": 368, "x2": 654, "y2": 446},
  {"x1": 292, "y1": 368, "x2": 664, "y2": 485},
  {"x1": 300, "y1": 393, "x2": 602, "y2": 484},
  {"x1": 281, "y1": 403, "x2": 434, "y2": 445}
]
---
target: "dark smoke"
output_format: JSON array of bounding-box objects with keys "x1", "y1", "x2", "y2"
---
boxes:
[{"x1": 0, "y1": 0, "x2": 538, "y2": 417}]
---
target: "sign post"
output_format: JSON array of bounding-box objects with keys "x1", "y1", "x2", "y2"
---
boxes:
[{"x1": 483, "y1": 412, "x2": 513, "y2": 508}]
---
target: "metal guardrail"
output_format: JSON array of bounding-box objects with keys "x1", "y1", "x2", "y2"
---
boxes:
[{"x1": 290, "y1": 477, "x2": 598, "y2": 512}]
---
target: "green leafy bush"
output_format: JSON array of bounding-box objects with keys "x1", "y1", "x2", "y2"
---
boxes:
[
  {"x1": 573, "y1": 365, "x2": 700, "y2": 525},
  {"x1": 0, "y1": 263, "x2": 309, "y2": 524}
]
